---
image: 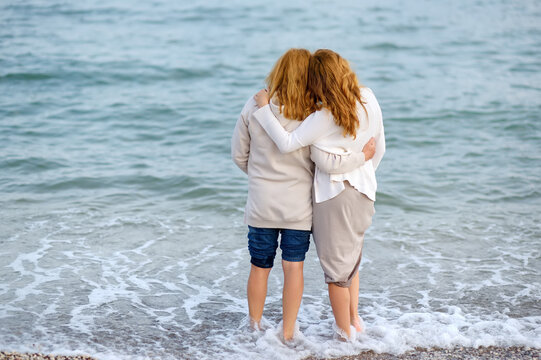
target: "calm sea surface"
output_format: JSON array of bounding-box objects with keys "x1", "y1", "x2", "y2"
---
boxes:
[{"x1": 1, "y1": 0, "x2": 540, "y2": 359}]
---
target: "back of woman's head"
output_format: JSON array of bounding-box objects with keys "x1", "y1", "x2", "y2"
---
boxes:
[
  {"x1": 308, "y1": 49, "x2": 365, "y2": 137},
  {"x1": 266, "y1": 48, "x2": 312, "y2": 121}
]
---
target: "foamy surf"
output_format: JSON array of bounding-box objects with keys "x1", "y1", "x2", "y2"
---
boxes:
[
  {"x1": 1, "y1": 209, "x2": 539, "y2": 360},
  {"x1": 198, "y1": 307, "x2": 541, "y2": 360}
]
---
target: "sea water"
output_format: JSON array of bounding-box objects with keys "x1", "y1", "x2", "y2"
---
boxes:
[{"x1": 1, "y1": 0, "x2": 540, "y2": 359}]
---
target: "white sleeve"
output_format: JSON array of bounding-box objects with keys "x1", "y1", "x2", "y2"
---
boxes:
[
  {"x1": 253, "y1": 105, "x2": 330, "y2": 153},
  {"x1": 368, "y1": 91, "x2": 385, "y2": 170},
  {"x1": 310, "y1": 146, "x2": 366, "y2": 174}
]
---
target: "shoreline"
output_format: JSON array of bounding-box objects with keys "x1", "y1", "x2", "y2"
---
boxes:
[
  {"x1": 305, "y1": 346, "x2": 540, "y2": 360},
  {"x1": 0, "y1": 352, "x2": 97, "y2": 360},
  {"x1": 1, "y1": 346, "x2": 539, "y2": 360}
]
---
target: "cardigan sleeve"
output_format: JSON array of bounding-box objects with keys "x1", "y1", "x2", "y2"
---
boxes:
[
  {"x1": 310, "y1": 146, "x2": 366, "y2": 174},
  {"x1": 253, "y1": 105, "x2": 330, "y2": 153},
  {"x1": 231, "y1": 107, "x2": 250, "y2": 174}
]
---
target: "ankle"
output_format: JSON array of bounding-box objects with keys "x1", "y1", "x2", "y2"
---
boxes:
[
  {"x1": 283, "y1": 330, "x2": 294, "y2": 341},
  {"x1": 351, "y1": 315, "x2": 364, "y2": 332},
  {"x1": 282, "y1": 322, "x2": 295, "y2": 340},
  {"x1": 333, "y1": 322, "x2": 352, "y2": 341},
  {"x1": 249, "y1": 317, "x2": 261, "y2": 330}
]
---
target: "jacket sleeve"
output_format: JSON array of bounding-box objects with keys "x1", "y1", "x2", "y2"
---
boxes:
[
  {"x1": 310, "y1": 146, "x2": 366, "y2": 174},
  {"x1": 231, "y1": 109, "x2": 250, "y2": 174}
]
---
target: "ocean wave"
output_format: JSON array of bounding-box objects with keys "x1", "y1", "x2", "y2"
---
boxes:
[
  {"x1": 5, "y1": 174, "x2": 201, "y2": 194},
  {"x1": 364, "y1": 42, "x2": 421, "y2": 51},
  {"x1": 0, "y1": 63, "x2": 217, "y2": 86},
  {"x1": 0, "y1": 157, "x2": 67, "y2": 173},
  {"x1": 0, "y1": 72, "x2": 54, "y2": 81}
]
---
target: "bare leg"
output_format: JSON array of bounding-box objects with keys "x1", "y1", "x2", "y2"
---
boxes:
[
  {"x1": 247, "y1": 264, "x2": 272, "y2": 329},
  {"x1": 349, "y1": 271, "x2": 363, "y2": 331},
  {"x1": 282, "y1": 260, "x2": 304, "y2": 340},
  {"x1": 328, "y1": 283, "x2": 351, "y2": 339}
]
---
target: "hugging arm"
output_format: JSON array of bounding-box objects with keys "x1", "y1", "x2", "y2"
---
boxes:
[
  {"x1": 253, "y1": 105, "x2": 329, "y2": 153},
  {"x1": 310, "y1": 146, "x2": 365, "y2": 174},
  {"x1": 310, "y1": 137, "x2": 376, "y2": 174},
  {"x1": 310, "y1": 147, "x2": 366, "y2": 174}
]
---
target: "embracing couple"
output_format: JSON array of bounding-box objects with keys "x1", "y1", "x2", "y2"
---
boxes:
[{"x1": 231, "y1": 48, "x2": 385, "y2": 341}]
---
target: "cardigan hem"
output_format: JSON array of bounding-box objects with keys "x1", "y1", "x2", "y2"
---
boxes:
[{"x1": 245, "y1": 217, "x2": 312, "y2": 232}]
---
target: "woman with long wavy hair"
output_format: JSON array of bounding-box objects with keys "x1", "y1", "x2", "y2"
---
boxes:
[{"x1": 253, "y1": 49, "x2": 385, "y2": 340}]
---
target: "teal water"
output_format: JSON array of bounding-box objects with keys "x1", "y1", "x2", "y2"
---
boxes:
[{"x1": 1, "y1": 1, "x2": 540, "y2": 359}]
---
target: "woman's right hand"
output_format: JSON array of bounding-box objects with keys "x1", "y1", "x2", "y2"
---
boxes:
[
  {"x1": 362, "y1": 137, "x2": 376, "y2": 160},
  {"x1": 254, "y1": 89, "x2": 270, "y2": 108}
]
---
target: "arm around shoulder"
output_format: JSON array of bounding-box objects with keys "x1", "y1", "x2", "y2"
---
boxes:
[{"x1": 253, "y1": 106, "x2": 328, "y2": 153}]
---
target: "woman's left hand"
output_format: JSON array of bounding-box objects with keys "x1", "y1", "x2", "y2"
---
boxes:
[{"x1": 254, "y1": 89, "x2": 270, "y2": 108}]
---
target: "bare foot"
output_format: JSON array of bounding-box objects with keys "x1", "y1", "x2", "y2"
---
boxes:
[
  {"x1": 249, "y1": 317, "x2": 261, "y2": 331},
  {"x1": 351, "y1": 315, "x2": 365, "y2": 332},
  {"x1": 281, "y1": 320, "x2": 300, "y2": 343},
  {"x1": 333, "y1": 322, "x2": 354, "y2": 342},
  {"x1": 283, "y1": 331, "x2": 293, "y2": 341}
]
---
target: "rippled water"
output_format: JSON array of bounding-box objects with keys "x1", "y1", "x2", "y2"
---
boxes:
[{"x1": 1, "y1": 0, "x2": 540, "y2": 359}]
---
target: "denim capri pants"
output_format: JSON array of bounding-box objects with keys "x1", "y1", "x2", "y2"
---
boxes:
[{"x1": 247, "y1": 226, "x2": 311, "y2": 268}]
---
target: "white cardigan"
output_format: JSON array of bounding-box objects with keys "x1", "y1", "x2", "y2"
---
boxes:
[{"x1": 253, "y1": 87, "x2": 385, "y2": 203}]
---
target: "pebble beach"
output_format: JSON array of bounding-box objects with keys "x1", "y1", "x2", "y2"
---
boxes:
[
  {"x1": 1, "y1": 346, "x2": 540, "y2": 360},
  {"x1": 0, "y1": 352, "x2": 96, "y2": 360}
]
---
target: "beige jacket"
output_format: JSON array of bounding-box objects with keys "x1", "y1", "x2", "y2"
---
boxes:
[{"x1": 231, "y1": 97, "x2": 366, "y2": 230}]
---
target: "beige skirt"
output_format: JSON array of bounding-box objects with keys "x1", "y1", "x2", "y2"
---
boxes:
[{"x1": 312, "y1": 182, "x2": 375, "y2": 287}]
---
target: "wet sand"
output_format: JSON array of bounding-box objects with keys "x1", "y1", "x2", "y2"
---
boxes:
[{"x1": 1, "y1": 346, "x2": 539, "y2": 359}]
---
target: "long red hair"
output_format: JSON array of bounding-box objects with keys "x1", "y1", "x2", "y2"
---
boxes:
[
  {"x1": 266, "y1": 48, "x2": 312, "y2": 121},
  {"x1": 308, "y1": 49, "x2": 367, "y2": 137}
]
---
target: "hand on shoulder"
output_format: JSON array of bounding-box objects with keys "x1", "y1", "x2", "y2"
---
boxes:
[{"x1": 254, "y1": 89, "x2": 270, "y2": 108}]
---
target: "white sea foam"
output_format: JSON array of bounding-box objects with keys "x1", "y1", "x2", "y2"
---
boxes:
[
  {"x1": 1, "y1": 210, "x2": 539, "y2": 360},
  {"x1": 202, "y1": 307, "x2": 541, "y2": 360}
]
